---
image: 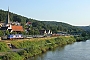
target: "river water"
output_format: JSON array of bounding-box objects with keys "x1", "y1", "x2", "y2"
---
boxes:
[{"x1": 28, "y1": 40, "x2": 90, "y2": 60}]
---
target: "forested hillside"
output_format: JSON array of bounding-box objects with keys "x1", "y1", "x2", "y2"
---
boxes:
[
  {"x1": 43, "y1": 21, "x2": 83, "y2": 33},
  {"x1": 0, "y1": 9, "x2": 83, "y2": 34},
  {"x1": 78, "y1": 26, "x2": 90, "y2": 32}
]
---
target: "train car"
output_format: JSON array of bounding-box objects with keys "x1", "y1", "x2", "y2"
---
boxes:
[
  {"x1": 7, "y1": 34, "x2": 24, "y2": 40},
  {"x1": 1, "y1": 36, "x2": 8, "y2": 40}
]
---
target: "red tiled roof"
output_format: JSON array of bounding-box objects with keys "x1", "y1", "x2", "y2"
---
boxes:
[
  {"x1": 27, "y1": 22, "x2": 32, "y2": 24},
  {"x1": 12, "y1": 26, "x2": 23, "y2": 31}
]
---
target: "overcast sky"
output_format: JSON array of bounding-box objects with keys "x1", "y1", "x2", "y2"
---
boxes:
[{"x1": 0, "y1": 0, "x2": 90, "y2": 26}]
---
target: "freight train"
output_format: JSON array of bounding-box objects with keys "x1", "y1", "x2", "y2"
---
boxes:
[
  {"x1": 1, "y1": 34, "x2": 60, "y2": 40},
  {"x1": 1, "y1": 34, "x2": 24, "y2": 40}
]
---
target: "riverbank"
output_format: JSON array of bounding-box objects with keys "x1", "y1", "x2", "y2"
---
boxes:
[
  {"x1": 74, "y1": 36, "x2": 90, "y2": 42},
  {"x1": 0, "y1": 36, "x2": 76, "y2": 60},
  {"x1": 28, "y1": 40, "x2": 90, "y2": 60}
]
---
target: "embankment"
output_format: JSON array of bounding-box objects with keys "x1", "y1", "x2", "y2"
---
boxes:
[{"x1": 0, "y1": 36, "x2": 76, "y2": 60}]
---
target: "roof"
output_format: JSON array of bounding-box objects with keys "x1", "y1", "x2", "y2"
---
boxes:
[
  {"x1": 12, "y1": 26, "x2": 23, "y2": 31},
  {"x1": 27, "y1": 22, "x2": 32, "y2": 24},
  {"x1": 39, "y1": 30, "x2": 46, "y2": 32},
  {"x1": 0, "y1": 27, "x2": 8, "y2": 30}
]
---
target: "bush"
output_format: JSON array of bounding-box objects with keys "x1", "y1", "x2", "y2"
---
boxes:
[
  {"x1": 0, "y1": 42, "x2": 10, "y2": 52},
  {"x1": 2, "y1": 52, "x2": 24, "y2": 60}
]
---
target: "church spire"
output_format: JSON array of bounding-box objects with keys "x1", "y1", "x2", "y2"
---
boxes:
[
  {"x1": 6, "y1": 7, "x2": 10, "y2": 24},
  {"x1": 8, "y1": 7, "x2": 10, "y2": 23}
]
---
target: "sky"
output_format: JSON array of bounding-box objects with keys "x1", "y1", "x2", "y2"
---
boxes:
[{"x1": 0, "y1": 0, "x2": 90, "y2": 26}]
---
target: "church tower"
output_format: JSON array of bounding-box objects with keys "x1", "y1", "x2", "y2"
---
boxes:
[{"x1": 6, "y1": 7, "x2": 10, "y2": 24}]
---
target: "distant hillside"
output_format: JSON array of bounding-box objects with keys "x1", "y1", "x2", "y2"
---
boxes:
[
  {"x1": 0, "y1": 9, "x2": 83, "y2": 34},
  {"x1": 78, "y1": 26, "x2": 90, "y2": 32},
  {"x1": 43, "y1": 21, "x2": 84, "y2": 33},
  {"x1": 0, "y1": 9, "x2": 37, "y2": 23}
]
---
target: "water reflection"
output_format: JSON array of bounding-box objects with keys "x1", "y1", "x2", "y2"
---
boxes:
[{"x1": 28, "y1": 40, "x2": 90, "y2": 60}]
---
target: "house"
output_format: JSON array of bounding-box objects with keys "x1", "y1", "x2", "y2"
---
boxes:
[
  {"x1": 11, "y1": 25, "x2": 23, "y2": 32},
  {"x1": 26, "y1": 22, "x2": 32, "y2": 26},
  {"x1": 0, "y1": 26, "x2": 8, "y2": 30},
  {"x1": 39, "y1": 30, "x2": 52, "y2": 35},
  {"x1": 39, "y1": 30, "x2": 46, "y2": 35},
  {"x1": 0, "y1": 7, "x2": 24, "y2": 33},
  {"x1": 0, "y1": 22, "x2": 5, "y2": 27},
  {"x1": 25, "y1": 21, "x2": 32, "y2": 33}
]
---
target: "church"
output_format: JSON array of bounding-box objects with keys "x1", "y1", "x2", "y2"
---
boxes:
[{"x1": 0, "y1": 7, "x2": 24, "y2": 33}]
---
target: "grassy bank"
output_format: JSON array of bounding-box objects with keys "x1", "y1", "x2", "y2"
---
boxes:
[{"x1": 0, "y1": 36, "x2": 76, "y2": 60}]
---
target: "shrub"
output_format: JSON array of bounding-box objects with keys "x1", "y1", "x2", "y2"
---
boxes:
[
  {"x1": 0, "y1": 42, "x2": 10, "y2": 52},
  {"x1": 2, "y1": 52, "x2": 24, "y2": 60}
]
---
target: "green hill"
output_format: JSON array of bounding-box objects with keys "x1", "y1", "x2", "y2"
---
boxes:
[
  {"x1": 0, "y1": 9, "x2": 83, "y2": 34},
  {"x1": 78, "y1": 26, "x2": 90, "y2": 32},
  {"x1": 43, "y1": 21, "x2": 83, "y2": 33}
]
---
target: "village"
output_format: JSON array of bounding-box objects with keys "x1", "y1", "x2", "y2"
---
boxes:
[
  {"x1": 1, "y1": 1, "x2": 90, "y2": 60},
  {"x1": 0, "y1": 8, "x2": 81, "y2": 40}
]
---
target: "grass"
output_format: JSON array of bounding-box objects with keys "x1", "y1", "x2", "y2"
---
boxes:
[{"x1": 0, "y1": 36, "x2": 76, "y2": 60}]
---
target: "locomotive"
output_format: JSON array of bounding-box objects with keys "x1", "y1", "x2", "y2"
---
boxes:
[{"x1": 7, "y1": 34, "x2": 24, "y2": 39}]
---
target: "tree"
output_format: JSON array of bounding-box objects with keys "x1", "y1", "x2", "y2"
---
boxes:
[
  {"x1": 81, "y1": 31, "x2": 88, "y2": 37},
  {"x1": 11, "y1": 31, "x2": 17, "y2": 34},
  {"x1": 0, "y1": 30, "x2": 4, "y2": 36},
  {"x1": 5, "y1": 30, "x2": 10, "y2": 35}
]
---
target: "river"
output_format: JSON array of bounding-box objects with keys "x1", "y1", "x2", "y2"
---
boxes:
[{"x1": 28, "y1": 40, "x2": 90, "y2": 60}]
